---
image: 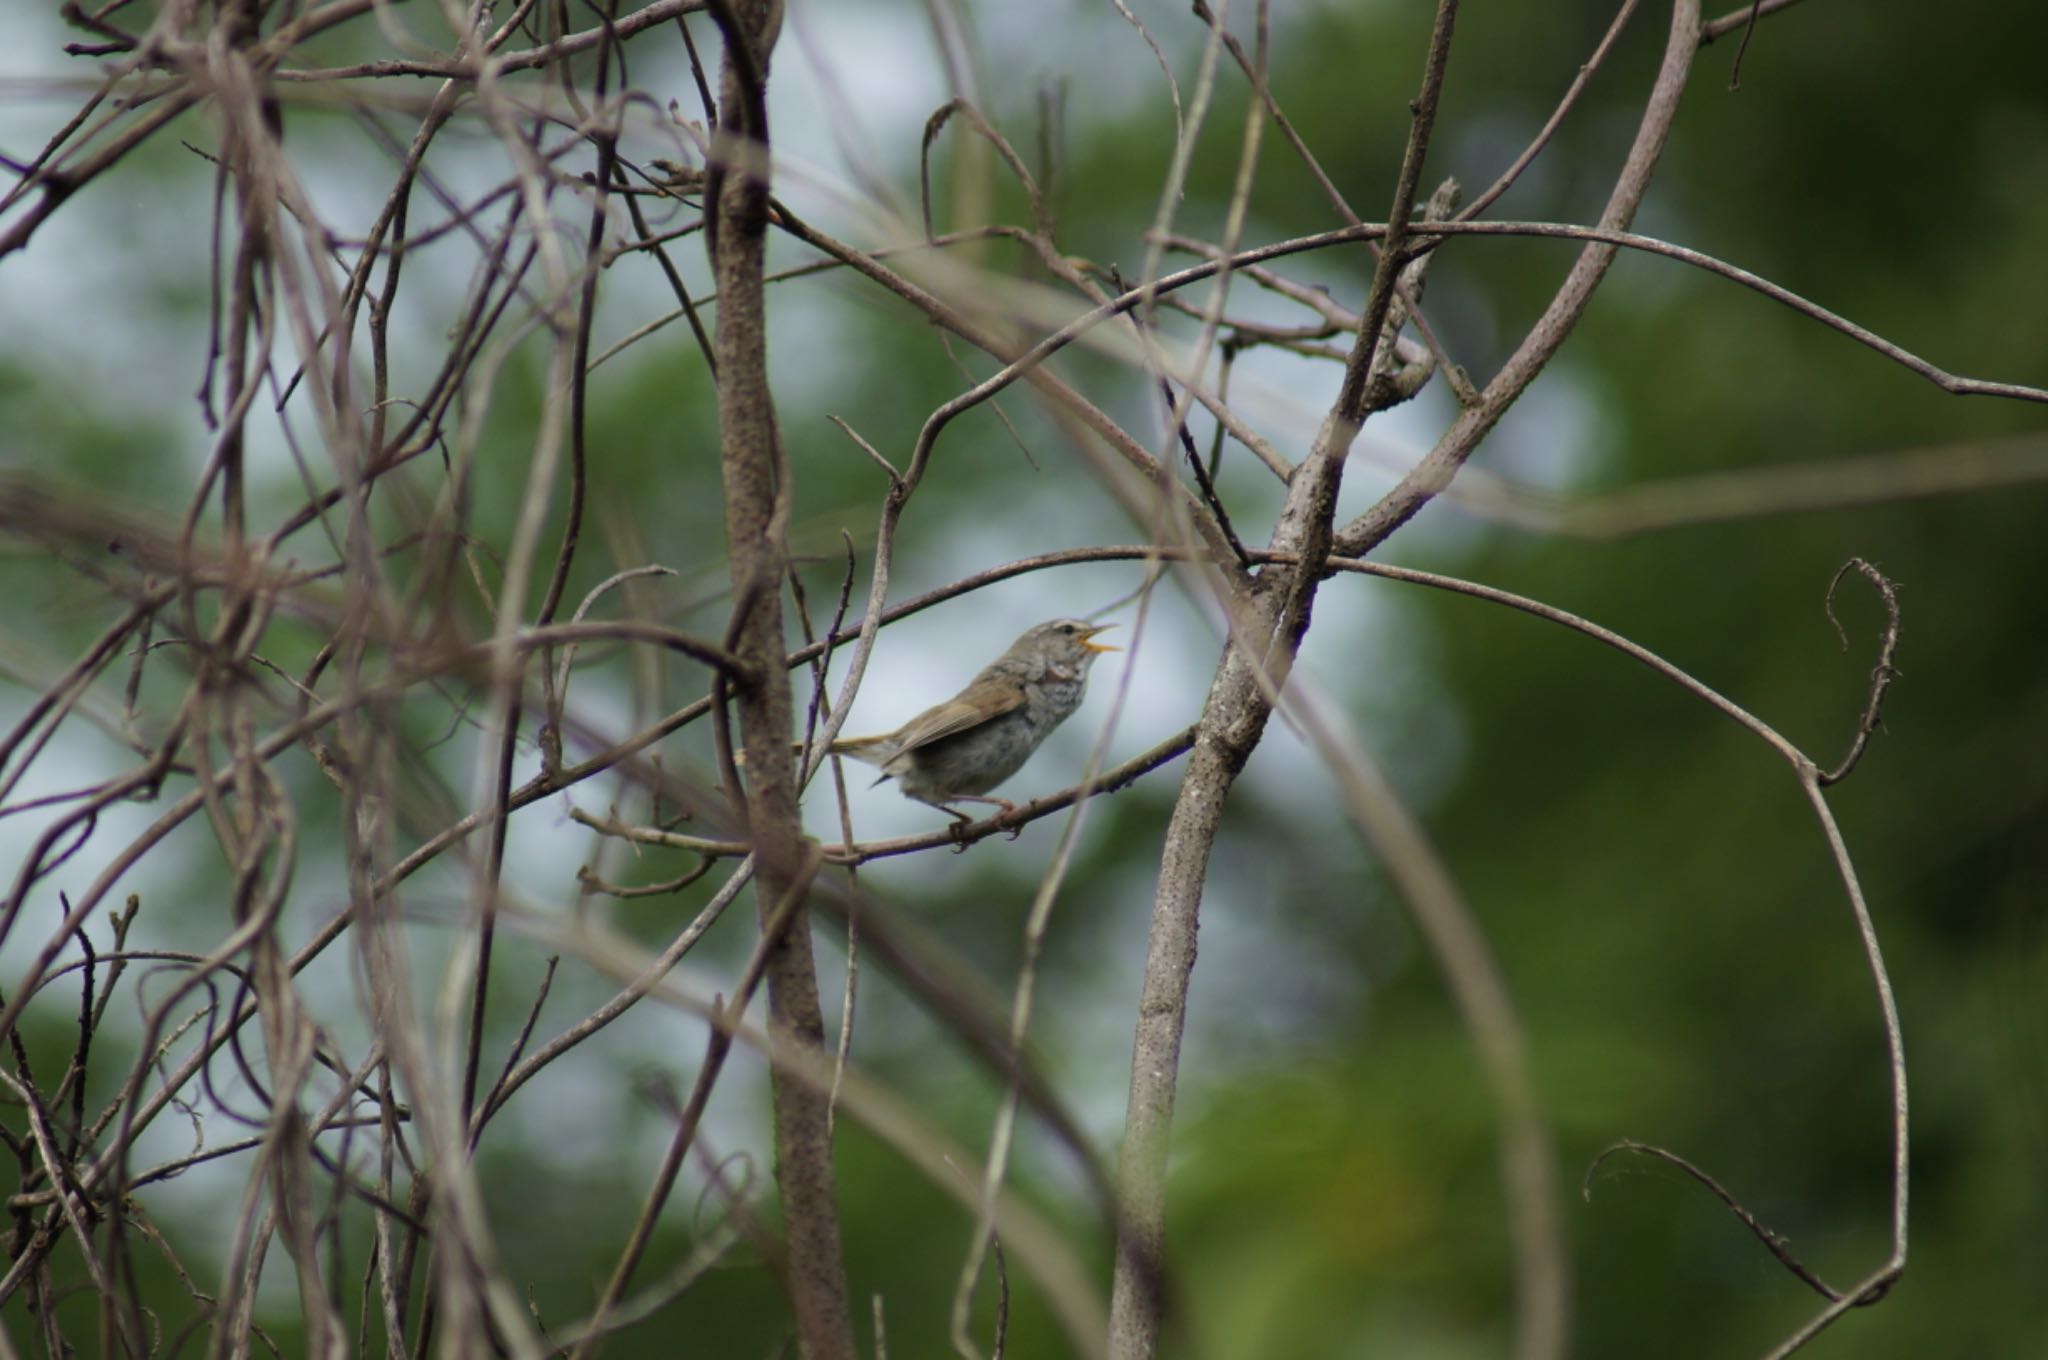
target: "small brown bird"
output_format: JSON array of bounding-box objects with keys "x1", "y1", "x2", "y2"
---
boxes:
[{"x1": 809, "y1": 618, "x2": 1118, "y2": 821}]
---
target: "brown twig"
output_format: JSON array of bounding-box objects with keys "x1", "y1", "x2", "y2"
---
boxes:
[
  {"x1": 1108, "y1": 2, "x2": 1469, "y2": 1354},
  {"x1": 1584, "y1": 1140, "x2": 1856, "y2": 1303},
  {"x1": 1817, "y1": 558, "x2": 1902, "y2": 787}
]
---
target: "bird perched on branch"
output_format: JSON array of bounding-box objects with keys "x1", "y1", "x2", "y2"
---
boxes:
[{"x1": 806, "y1": 618, "x2": 1118, "y2": 822}]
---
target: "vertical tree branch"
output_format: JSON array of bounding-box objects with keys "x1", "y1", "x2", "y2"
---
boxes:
[
  {"x1": 1106, "y1": 5, "x2": 1462, "y2": 1356},
  {"x1": 1335, "y1": 0, "x2": 1702, "y2": 559},
  {"x1": 707, "y1": 2, "x2": 855, "y2": 1357}
]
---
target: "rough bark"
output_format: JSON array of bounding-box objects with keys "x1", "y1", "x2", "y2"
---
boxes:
[{"x1": 709, "y1": 4, "x2": 855, "y2": 1357}]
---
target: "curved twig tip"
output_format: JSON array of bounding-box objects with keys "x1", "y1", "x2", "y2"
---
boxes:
[
  {"x1": 1819, "y1": 557, "x2": 1902, "y2": 786},
  {"x1": 1582, "y1": 1138, "x2": 1845, "y2": 1303}
]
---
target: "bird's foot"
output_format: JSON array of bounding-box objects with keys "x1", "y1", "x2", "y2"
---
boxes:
[
  {"x1": 965, "y1": 795, "x2": 1022, "y2": 837},
  {"x1": 940, "y1": 796, "x2": 1020, "y2": 848},
  {"x1": 945, "y1": 806, "x2": 976, "y2": 851}
]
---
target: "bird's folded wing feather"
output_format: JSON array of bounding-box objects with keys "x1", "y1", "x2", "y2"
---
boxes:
[{"x1": 888, "y1": 678, "x2": 1025, "y2": 753}]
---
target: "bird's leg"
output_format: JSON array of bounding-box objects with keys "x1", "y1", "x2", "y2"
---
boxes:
[
  {"x1": 927, "y1": 794, "x2": 1022, "y2": 849},
  {"x1": 949, "y1": 793, "x2": 1022, "y2": 841},
  {"x1": 940, "y1": 804, "x2": 976, "y2": 850},
  {"x1": 920, "y1": 800, "x2": 979, "y2": 849}
]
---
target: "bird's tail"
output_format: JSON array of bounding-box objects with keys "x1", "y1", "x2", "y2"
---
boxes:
[
  {"x1": 738, "y1": 735, "x2": 888, "y2": 770},
  {"x1": 793, "y1": 734, "x2": 890, "y2": 767}
]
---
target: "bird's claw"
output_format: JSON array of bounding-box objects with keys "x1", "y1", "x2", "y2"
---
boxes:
[
  {"x1": 987, "y1": 798, "x2": 1023, "y2": 839},
  {"x1": 945, "y1": 810, "x2": 974, "y2": 851},
  {"x1": 940, "y1": 798, "x2": 1019, "y2": 848}
]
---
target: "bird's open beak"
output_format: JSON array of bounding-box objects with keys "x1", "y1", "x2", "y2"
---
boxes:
[{"x1": 1080, "y1": 624, "x2": 1120, "y2": 653}]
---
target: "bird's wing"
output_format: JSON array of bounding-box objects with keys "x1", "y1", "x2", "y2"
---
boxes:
[{"x1": 887, "y1": 677, "x2": 1025, "y2": 753}]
